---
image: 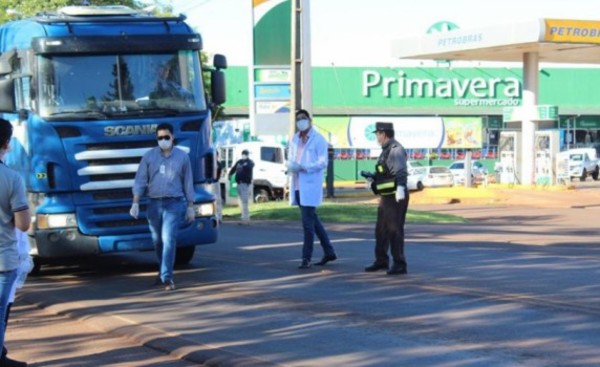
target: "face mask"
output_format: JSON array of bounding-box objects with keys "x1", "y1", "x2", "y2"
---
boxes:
[
  {"x1": 242, "y1": 154, "x2": 248, "y2": 160},
  {"x1": 296, "y1": 119, "x2": 310, "y2": 132},
  {"x1": 158, "y1": 139, "x2": 173, "y2": 150}
]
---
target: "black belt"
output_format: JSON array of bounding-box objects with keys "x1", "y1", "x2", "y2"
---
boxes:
[{"x1": 150, "y1": 196, "x2": 183, "y2": 200}]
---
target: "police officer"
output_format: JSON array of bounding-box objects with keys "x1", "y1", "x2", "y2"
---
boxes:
[{"x1": 364, "y1": 122, "x2": 409, "y2": 275}]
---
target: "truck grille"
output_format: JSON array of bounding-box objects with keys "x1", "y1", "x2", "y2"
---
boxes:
[{"x1": 74, "y1": 140, "x2": 189, "y2": 191}]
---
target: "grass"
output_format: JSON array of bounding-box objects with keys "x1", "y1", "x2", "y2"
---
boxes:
[{"x1": 223, "y1": 201, "x2": 465, "y2": 223}]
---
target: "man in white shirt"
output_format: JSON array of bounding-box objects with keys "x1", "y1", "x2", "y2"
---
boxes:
[{"x1": 288, "y1": 109, "x2": 337, "y2": 269}]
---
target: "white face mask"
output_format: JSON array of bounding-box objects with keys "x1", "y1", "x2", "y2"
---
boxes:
[
  {"x1": 158, "y1": 139, "x2": 173, "y2": 150},
  {"x1": 242, "y1": 154, "x2": 248, "y2": 159},
  {"x1": 296, "y1": 119, "x2": 310, "y2": 132}
]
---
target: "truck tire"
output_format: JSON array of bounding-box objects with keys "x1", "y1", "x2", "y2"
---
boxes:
[
  {"x1": 175, "y1": 246, "x2": 195, "y2": 266},
  {"x1": 254, "y1": 188, "x2": 270, "y2": 203},
  {"x1": 580, "y1": 169, "x2": 587, "y2": 182},
  {"x1": 592, "y1": 167, "x2": 599, "y2": 181}
]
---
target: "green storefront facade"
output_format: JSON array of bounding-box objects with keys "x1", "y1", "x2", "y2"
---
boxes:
[{"x1": 221, "y1": 65, "x2": 600, "y2": 180}]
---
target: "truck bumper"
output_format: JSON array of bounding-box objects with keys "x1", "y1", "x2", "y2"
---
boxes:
[{"x1": 32, "y1": 216, "x2": 218, "y2": 259}]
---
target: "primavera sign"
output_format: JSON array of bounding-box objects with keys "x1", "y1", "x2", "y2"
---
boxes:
[{"x1": 362, "y1": 70, "x2": 521, "y2": 107}]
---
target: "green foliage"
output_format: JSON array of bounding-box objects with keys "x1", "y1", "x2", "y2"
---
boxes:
[
  {"x1": 223, "y1": 201, "x2": 466, "y2": 224},
  {"x1": 0, "y1": 0, "x2": 172, "y2": 24}
]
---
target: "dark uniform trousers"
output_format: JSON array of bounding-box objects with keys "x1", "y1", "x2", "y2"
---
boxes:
[{"x1": 374, "y1": 189, "x2": 409, "y2": 268}]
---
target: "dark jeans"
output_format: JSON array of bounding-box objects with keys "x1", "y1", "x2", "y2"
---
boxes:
[
  {"x1": 374, "y1": 190, "x2": 410, "y2": 267},
  {"x1": 295, "y1": 191, "x2": 336, "y2": 261}
]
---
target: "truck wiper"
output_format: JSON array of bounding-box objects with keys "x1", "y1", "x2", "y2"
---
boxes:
[{"x1": 48, "y1": 109, "x2": 109, "y2": 120}]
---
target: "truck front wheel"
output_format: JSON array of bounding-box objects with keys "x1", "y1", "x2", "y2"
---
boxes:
[
  {"x1": 254, "y1": 188, "x2": 270, "y2": 203},
  {"x1": 580, "y1": 169, "x2": 587, "y2": 182},
  {"x1": 175, "y1": 246, "x2": 195, "y2": 266}
]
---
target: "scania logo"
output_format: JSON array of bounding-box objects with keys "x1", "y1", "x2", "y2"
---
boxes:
[{"x1": 104, "y1": 124, "x2": 158, "y2": 136}]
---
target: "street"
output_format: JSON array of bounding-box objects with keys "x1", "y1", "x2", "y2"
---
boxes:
[{"x1": 7, "y1": 199, "x2": 600, "y2": 366}]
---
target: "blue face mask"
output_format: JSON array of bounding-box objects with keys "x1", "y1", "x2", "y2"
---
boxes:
[
  {"x1": 296, "y1": 119, "x2": 310, "y2": 132},
  {"x1": 158, "y1": 139, "x2": 172, "y2": 150}
]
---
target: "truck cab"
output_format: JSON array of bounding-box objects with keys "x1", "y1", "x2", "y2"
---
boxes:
[{"x1": 0, "y1": 5, "x2": 227, "y2": 271}]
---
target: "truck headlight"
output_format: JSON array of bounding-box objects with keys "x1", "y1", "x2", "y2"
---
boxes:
[
  {"x1": 193, "y1": 203, "x2": 215, "y2": 217},
  {"x1": 37, "y1": 213, "x2": 77, "y2": 229}
]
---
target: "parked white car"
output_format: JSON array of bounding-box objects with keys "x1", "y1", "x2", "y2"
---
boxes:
[
  {"x1": 420, "y1": 166, "x2": 455, "y2": 188},
  {"x1": 407, "y1": 161, "x2": 425, "y2": 191},
  {"x1": 218, "y1": 141, "x2": 287, "y2": 203},
  {"x1": 448, "y1": 160, "x2": 488, "y2": 185}
]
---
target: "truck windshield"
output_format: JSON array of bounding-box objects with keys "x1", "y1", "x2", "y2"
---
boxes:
[{"x1": 38, "y1": 51, "x2": 207, "y2": 119}]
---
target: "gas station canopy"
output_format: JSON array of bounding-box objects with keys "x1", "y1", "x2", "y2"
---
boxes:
[
  {"x1": 392, "y1": 19, "x2": 600, "y2": 64},
  {"x1": 391, "y1": 18, "x2": 600, "y2": 185}
]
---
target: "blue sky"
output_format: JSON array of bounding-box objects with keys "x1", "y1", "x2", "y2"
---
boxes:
[{"x1": 169, "y1": 0, "x2": 600, "y2": 66}]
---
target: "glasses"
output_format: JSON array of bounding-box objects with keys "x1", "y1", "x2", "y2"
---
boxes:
[{"x1": 157, "y1": 135, "x2": 171, "y2": 141}]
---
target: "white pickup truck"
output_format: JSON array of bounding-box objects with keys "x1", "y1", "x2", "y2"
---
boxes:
[{"x1": 559, "y1": 148, "x2": 600, "y2": 181}]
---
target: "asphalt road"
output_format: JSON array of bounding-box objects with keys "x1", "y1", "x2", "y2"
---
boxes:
[{"x1": 8, "y1": 201, "x2": 600, "y2": 367}]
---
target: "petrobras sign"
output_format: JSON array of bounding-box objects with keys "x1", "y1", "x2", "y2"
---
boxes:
[
  {"x1": 544, "y1": 19, "x2": 600, "y2": 44},
  {"x1": 362, "y1": 69, "x2": 521, "y2": 107}
]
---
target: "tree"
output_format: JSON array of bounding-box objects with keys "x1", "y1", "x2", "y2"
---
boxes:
[{"x1": 0, "y1": 0, "x2": 172, "y2": 24}]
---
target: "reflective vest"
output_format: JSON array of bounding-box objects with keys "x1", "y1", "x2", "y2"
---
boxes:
[{"x1": 371, "y1": 147, "x2": 396, "y2": 196}]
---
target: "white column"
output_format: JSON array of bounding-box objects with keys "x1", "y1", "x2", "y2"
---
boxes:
[{"x1": 521, "y1": 52, "x2": 538, "y2": 185}]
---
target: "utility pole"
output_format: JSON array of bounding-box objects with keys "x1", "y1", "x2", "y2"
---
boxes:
[{"x1": 289, "y1": 0, "x2": 312, "y2": 141}]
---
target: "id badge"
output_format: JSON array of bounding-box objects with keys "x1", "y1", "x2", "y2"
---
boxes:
[{"x1": 159, "y1": 164, "x2": 166, "y2": 175}]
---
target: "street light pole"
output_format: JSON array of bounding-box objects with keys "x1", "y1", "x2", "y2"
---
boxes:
[{"x1": 289, "y1": 0, "x2": 312, "y2": 142}]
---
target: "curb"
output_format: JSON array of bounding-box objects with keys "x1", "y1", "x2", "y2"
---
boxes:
[{"x1": 18, "y1": 290, "x2": 284, "y2": 367}]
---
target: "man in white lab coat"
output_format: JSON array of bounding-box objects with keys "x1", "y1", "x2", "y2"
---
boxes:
[{"x1": 288, "y1": 109, "x2": 337, "y2": 269}]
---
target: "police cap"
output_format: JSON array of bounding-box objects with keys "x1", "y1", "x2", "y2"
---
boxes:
[
  {"x1": 241, "y1": 149, "x2": 249, "y2": 155},
  {"x1": 373, "y1": 122, "x2": 394, "y2": 133}
]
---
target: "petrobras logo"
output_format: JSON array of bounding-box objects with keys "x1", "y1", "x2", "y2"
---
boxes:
[{"x1": 104, "y1": 124, "x2": 158, "y2": 136}]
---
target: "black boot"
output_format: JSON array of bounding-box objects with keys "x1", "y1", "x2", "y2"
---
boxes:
[
  {"x1": 386, "y1": 264, "x2": 407, "y2": 275},
  {"x1": 364, "y1": 262, "x2": 389, "y2": 272}
]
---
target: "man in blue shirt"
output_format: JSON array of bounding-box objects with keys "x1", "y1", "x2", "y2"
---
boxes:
[{"x1": 130, "y1": 123, "x2": 195, "y2": 291}]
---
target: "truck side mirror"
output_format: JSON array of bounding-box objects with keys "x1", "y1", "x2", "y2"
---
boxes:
[
  {"x1": 211, "y1": 69, "x2": 226, "y2": 105},
  {"x1": 213, "y1": 54, "x2": 227, "y2": 70},
  {"x1": 0, "y1": 78, "x2": 16, "y2": 112}
]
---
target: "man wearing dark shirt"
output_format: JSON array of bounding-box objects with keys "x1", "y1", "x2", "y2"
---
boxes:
[{"x1": 228, "y1": 149, "x2": 254, "y2": 223}]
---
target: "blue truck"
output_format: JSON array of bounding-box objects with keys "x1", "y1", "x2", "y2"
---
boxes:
[{"x1": 0, "y1": 5, "x2": 227, "y2": 272}]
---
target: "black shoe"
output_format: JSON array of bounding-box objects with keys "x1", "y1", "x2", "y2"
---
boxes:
[
  {"x1": 298, "y1": 259, "x2": 312, "y2": 269},
  {"x1": 314, "y1": 254, "x2": 337, "y2": 266},
  {"x1": 0, "y1": 356, "x2": 28, "y2": 367},
  {"x1": 386, "y1": 265, "x2": 407, "y2": 275},
  {"x1": 364, "y1": 263, "x2": 389, "y2": 272}
]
